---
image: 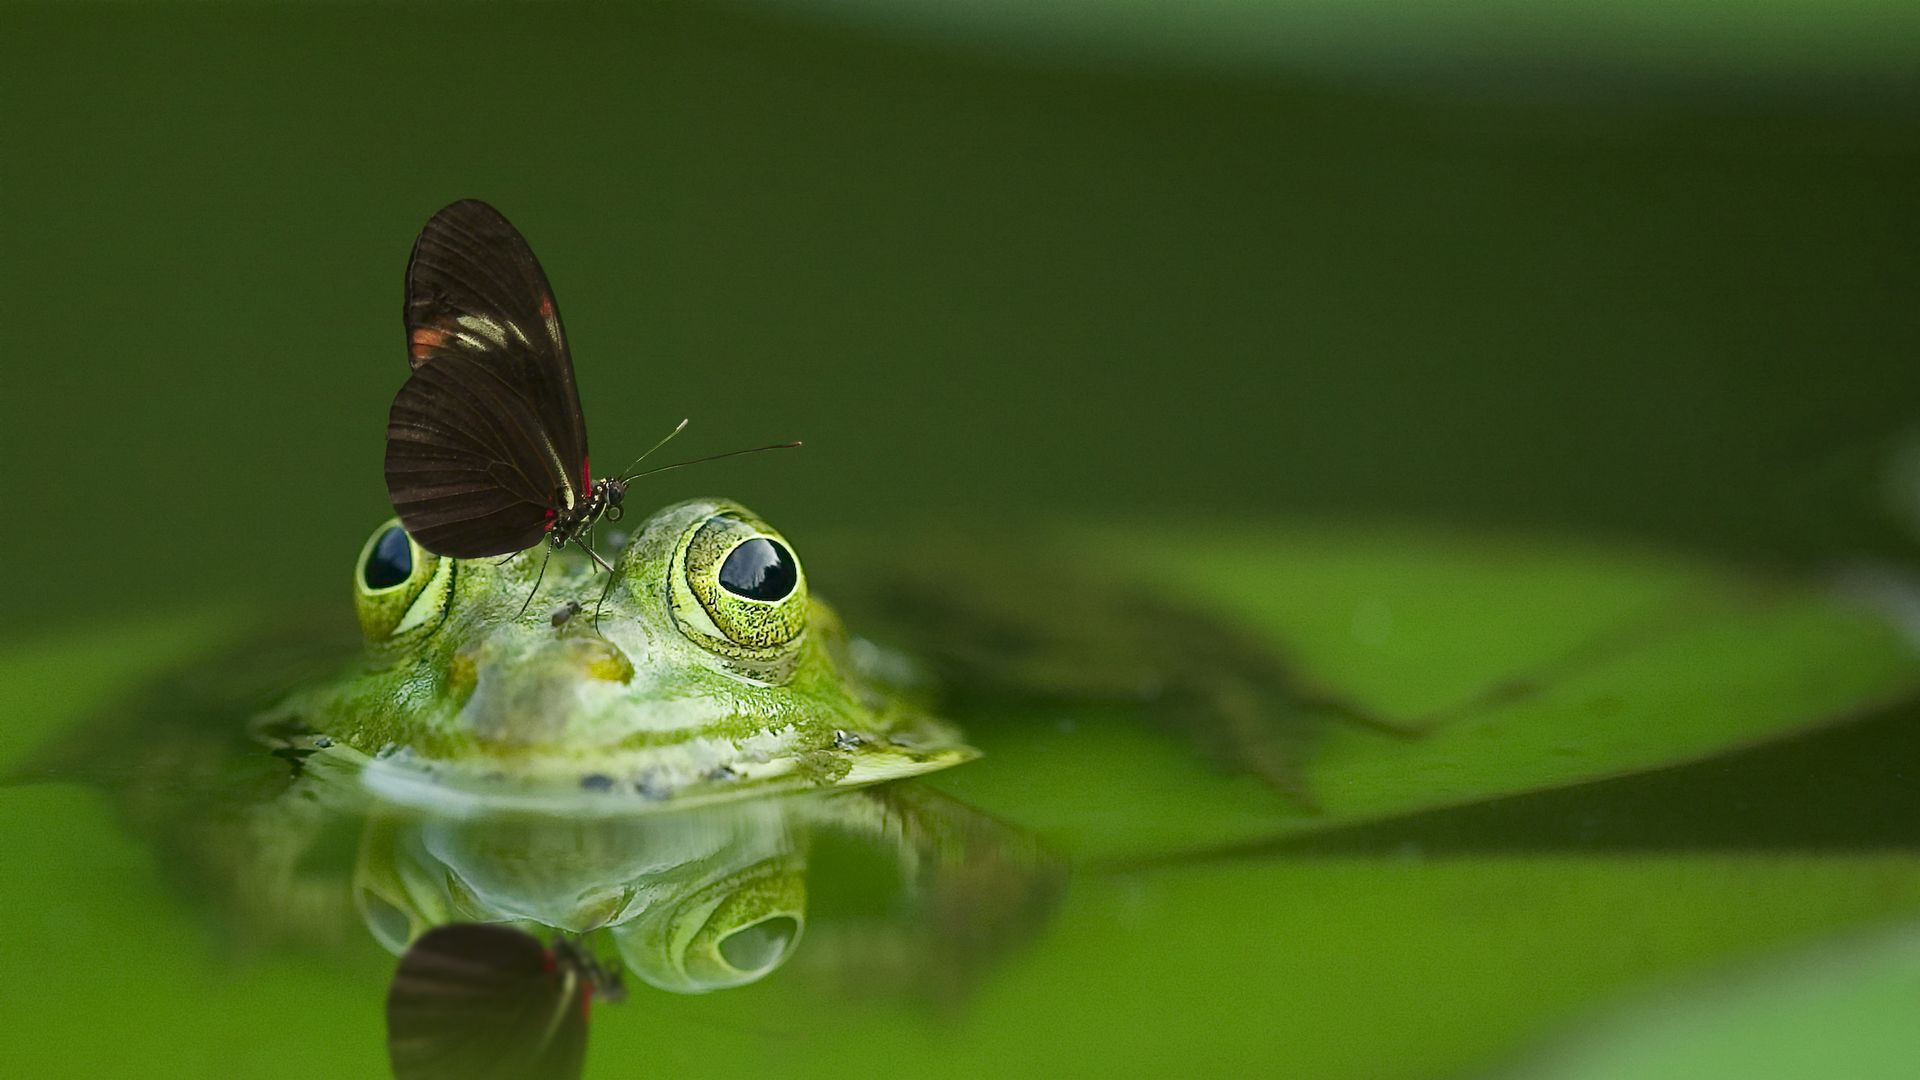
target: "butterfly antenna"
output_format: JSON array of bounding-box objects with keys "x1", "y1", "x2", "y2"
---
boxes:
[
  {"x1": 622, "y1": 440, "x2": 803, "y2": 482},
  {"x1": 612, "y1": 417, "x2": 690, "y2": 481}
]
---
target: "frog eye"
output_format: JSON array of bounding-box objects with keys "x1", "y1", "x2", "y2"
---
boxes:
[
  {"x1": 673, "y1": 514, "x2": 809, "y2": 656},
  {"x1": 354, "y1": 520, "x2": 451, "y2": 645},
  {"x1": 362, "y1": 525, "x2": 414, "y2": 590},
  {"x1": 718, "y1": 538, "x2": 798, "y2": 602}
]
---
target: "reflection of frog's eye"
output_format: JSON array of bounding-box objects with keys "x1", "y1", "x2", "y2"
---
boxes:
[
  {"x1": 612, "y1": 852, "x2": 807, "y2": 993},
  {"x1": 354, "y1": 519, "x2": 450, "y2": 646},
  {"x1": 675, "y1": 514, "x2": 808, "y2": 655}
]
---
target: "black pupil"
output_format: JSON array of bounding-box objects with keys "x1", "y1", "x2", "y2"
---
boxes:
[
  {"x1": 718, "y1": 538, "x2": 796, "y2": 601},
  {"x1": 364, "y1": 526, "x2": 414, "y2": 590}
]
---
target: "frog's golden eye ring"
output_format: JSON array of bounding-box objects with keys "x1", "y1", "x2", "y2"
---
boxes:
[
  {"x1": 354, "y1": 519, "x2": 452, "y2": 646},
  {"x1": 672, "y1": 513, "x2": 808, "y2": 657}
]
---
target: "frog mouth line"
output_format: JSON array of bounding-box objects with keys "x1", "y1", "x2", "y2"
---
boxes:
[{"x1": 351, "y1": 737, "x2": 977, "y2": 818}]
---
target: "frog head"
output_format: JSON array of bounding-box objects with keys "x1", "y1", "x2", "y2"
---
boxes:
[{"x1": 299, "y1": 498, "x2": 970, "y2": 809}]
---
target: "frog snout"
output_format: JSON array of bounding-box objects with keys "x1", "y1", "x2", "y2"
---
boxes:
[
  {"x1": 498, "y1": 635, "x2": 634, "y2": 684},
  {"x1": 459, "y1": 635, "x2": 635, "y2": 746}
]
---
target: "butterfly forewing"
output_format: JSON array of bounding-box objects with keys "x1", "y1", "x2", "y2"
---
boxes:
[
  {"x1": 386, "y1": 923, "x2": 592, "y2": 1080},
  {"x1": 386, "y1": 200, "x2": 591, "y2": 558}
]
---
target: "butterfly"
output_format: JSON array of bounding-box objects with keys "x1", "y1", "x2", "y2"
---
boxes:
[
  {"x1": 383, "y1": 200, "x2": 794, "y2": 595},
  {"x1": 386, "y1": 922, "x2": 626, "y2": 1080}
]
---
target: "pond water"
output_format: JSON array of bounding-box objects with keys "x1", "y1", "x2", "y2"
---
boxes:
[{"x1": 3, "y1": 4, "x2": 1918, "y2": 1078}]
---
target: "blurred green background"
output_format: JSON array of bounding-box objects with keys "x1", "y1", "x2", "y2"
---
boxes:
[
  {"x1": 4, "y1": 0, "x2": 1918, "y2": 632},
  {"x1": 4, "y1": 3, "x2": 1920, "y2": 1078}
]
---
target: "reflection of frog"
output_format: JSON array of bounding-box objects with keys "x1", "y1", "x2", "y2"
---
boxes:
[
  {"x1": 271, "y1": 497, "x2": 976, "y2": 810},
  {"x1": 354, "y1": 784, "x2": 1062, "y2": 997},
  {"x1": 359, "y1": 799, "x2": 810, "y2": 993}
]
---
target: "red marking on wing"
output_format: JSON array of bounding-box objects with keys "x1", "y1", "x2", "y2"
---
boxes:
[
  {"x1": 579, "y1": 984, "x2": 594, "y2": 1020},
  {"x1": 408, "y1": 325, "x2": 449, "y2": 361},
  {"x1": 582, "y1": 457, "x2": 592, "y2": 493},
  {"x1": 543, "y1": 508, "x2": 557, "y2": 533},
  {"x1": 538, "y1": 293, "x2": 555, "y2": 320}
]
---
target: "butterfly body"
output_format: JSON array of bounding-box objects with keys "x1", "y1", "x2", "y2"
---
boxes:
[{"x1": 544, "y1": 476, "x2": 626, "y2": 552}]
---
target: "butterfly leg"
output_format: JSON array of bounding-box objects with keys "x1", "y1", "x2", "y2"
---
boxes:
[
  {"x1": 573, "y1": 538, "x2": 620, "y2": 627},
  {"x1": 516, "y1": 546, "x2": 553, "y2": 618},
  {"x1": 577, "y1": 539, "x2": 615, "y2": 574},
  {"x1": 589, "y1": 567, "x2": 622, "y2": 629}
]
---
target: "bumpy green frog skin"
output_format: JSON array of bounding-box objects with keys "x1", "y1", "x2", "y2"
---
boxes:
[{"x1": 266, "y1": 498, "x2": 971, "y2": 810}]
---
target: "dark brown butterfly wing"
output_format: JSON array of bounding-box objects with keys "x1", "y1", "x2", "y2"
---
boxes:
[
  {"x1": 385, "y1": 200, "x2": 589, "y2": 558},
  {"x1": 386, "y1": 351, "x2": 568, "y2": 557},
  {"x1": 386, "y1": 923, "x2": 591, "y2": 1080}
]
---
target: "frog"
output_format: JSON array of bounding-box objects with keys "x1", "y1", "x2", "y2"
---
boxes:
[
  {"x1": 14, "y1": 490, "x2": 1343, "y2": 1013},
  {"x1": 266, "y1": 496, "x2": 979, "y2": 814},
  {"x1": 21, "y1": 486, "x2": 1070, "y2": 996}
]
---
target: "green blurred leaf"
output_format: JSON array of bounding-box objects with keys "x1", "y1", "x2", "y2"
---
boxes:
[
  {"x1": 931, "y1": 524, "x2": 1920, "y2": 860},
  {"x1": 1502, "y1": 918, "x2": 1920, "y2": 1080}
]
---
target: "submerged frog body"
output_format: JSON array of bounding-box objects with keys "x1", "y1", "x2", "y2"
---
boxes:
[{"x1": 266, "y1": 498, "x2": 971, "y2": 811}]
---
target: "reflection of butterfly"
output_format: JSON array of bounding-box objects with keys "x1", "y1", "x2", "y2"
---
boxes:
[
  {"x1": 386, "y1": 923, "x2": 625, "y2": 1080},
  {"x1": 384, "y1": 200, "x2": 797, "y2": 590}
]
